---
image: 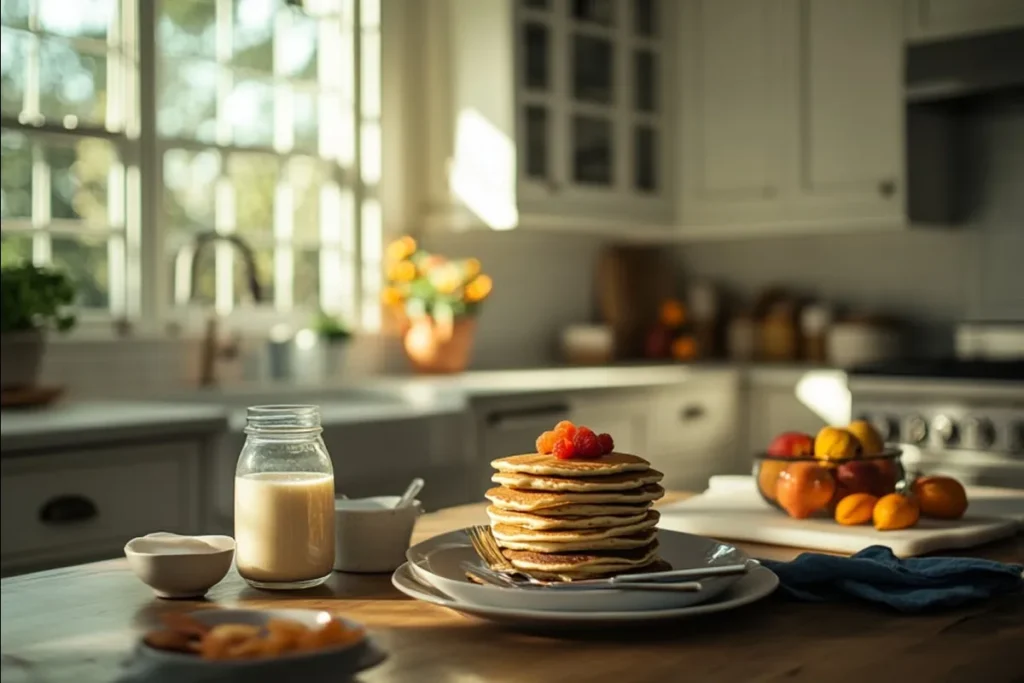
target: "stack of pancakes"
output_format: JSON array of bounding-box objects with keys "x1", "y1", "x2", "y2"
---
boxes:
[{"x1": 484, "y1": 452, "x2": 666, "y2": 580}]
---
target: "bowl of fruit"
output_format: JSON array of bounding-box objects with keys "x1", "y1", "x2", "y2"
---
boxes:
[{"x1": 754, "y1": 421, "x2": 906, "y2": 518}]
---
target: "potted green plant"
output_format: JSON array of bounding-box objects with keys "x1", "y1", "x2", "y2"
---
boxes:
[{"x1": 0, "y1": 262, "x2": 76, "y2": 391}]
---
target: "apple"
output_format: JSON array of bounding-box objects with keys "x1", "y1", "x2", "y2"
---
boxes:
[
  {"x1": 835, "y1": 460, "x2": 887, "y2": 497},
  {"x1": 767, "y1": 432, "x2": 814, "y2": 458}
]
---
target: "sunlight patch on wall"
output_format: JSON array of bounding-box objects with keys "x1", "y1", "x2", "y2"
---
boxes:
[
  {"x1": 795, "y1": 371, "x2": 851, "y2": 426},
  {"x1": 450, "y1": 109, "x2": 518, "y2": 231}
]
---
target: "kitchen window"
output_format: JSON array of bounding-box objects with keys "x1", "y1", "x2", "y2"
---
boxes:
[{"x1": 0, "y1": 0, "x2": 382, "y2": 332}]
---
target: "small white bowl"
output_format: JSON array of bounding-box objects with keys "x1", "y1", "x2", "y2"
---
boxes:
[
  {"x1": 125, "y1": 532, "x2": 235, "y2": 599},
  {"x1": 334, "y1": 496, "x2": 422, "y2": 574}
]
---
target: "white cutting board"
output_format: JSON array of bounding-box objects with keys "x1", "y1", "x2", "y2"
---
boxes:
[{"x1": 659, "y1": 476, "x2": 1024, "y2": 558}]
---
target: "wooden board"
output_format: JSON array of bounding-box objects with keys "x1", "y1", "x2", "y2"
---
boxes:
[{"x1": 659, "y1": 476, "x2": 1024, "y2": 558}]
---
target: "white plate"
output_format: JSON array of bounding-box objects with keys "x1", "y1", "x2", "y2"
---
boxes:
[
  {"x1": 123, "y1": 609, "x2": 387, "y2": 683},
  {"x1": 391, "y1": 561, "x2": 779, "y2": 627},
  {"x1": 406, "y1": 528, "x2": 750, "y2": 612}
]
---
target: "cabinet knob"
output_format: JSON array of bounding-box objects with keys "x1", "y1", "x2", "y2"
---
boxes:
[
  {"x1": 39, "y1": 495, "x2": 98, "y2": 525},
  {"x1": 878, "y1": 180, "x2": 897, "y2": 198}
]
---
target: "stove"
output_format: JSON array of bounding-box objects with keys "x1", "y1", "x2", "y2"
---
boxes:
[{"x1": 848, "y1": 359, "x2": 1024, "y2": 489}]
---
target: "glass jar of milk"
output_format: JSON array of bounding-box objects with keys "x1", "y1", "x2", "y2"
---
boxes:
[{"x1": 234, "y1": 405, "x2": 335, "y2": 590}]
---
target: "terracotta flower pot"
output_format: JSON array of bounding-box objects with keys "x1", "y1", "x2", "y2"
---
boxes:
[
  {"x1": 0, "y1": 329, "x2": 45, "y2": 391},
  {"x1": 403, "y1": 316, "x2": 477, "y2": 374}
]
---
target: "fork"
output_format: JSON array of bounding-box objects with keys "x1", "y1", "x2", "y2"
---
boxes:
[
  {"x1": 467, "y1": 525, "x2": 520, "y2": 573},
  {"x1": 463, "y1": 562, "x2": 703, "y2": 592}
]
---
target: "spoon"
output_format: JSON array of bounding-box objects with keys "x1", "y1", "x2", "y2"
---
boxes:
[{"x1": 395, "y1": 477, "x2": 425, "y2": 509}]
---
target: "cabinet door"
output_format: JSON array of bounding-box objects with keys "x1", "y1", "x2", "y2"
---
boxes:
[
  {"x1": 906, "y1": 0, "x2": 1024, "y2": 42},
  {"x1": 677, "y1": 0, "x2": 789, "y2": 228},
  {"x1": 783, "y1": 0, "x2": 904, "y2": 223},
  {"x1": 568, "y1": 391, "x2": 649, "y2": 457}
]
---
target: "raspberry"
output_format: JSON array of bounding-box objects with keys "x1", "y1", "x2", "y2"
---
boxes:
[
  {"x1": 554, "y1": 420, "x2": 577, "y2": 440},
  {"x1": 536, "y1": 430, "x2": 559, "y2": 454},
  {"x1": 597, "y1": 433, "x2": 614, "y2": 455},
  {"x1": 573, "y1": 427, "x2": 602, "y2": 458},
  {"x1": 552, "y1": 438, "x2": 576, "y2": 460}
]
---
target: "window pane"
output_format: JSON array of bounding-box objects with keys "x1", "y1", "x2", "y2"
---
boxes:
[
  {"x1": 39, "y1": 38, "x2": 108, "y2": 127},
  {"x1": 635, "y1": 126, "x2": 656, "y2": 192},
  {"x1": 1, "y1": 29, "x2": 28, "y2": 116},
  {"x1": 158, "y1": 59, "x2": 218, "y2": 142},
  {"x1": 293, "y1": 90, "x2": 319, "y2": 153},
  {"x1": 1, "y1": 131, "x2": 32, "y2": 219},
  {"x1": 157, "y1": 0, "x2": 216, "y2": 59},
  {"x1": 1, "y1": 0, "x2": 29, "y2": 29},
  {"x1": 229, "y1": 152, "x2": 278, "y2": 240},
  {"x1": 52, "y1": 234, "x2": 110, "y2": 308},
  {"x1": 287, "y1": 156, "x2": 328, "y2": 243},
  {"x1": 294, "y1": 249, "x2": 320, "y2": 307},
  {"x1": 47, "y1": 137, "x2": 114, "y2": 227},
  {"x1": 522, "y1": 23, "x2": 548, "y2": 91},
  {"x1": 0, "y1": 232, "x2": 32, "y2": 266},
  {"x1": 278, "y1": 13, "x2": 318, "y2": 80},
  {"x1": 38, "y1": 0, "x2": 114, "y2": 41},
  {"x1": 164, "y1": 149, "x2": 220, "y2": 232},
  {"x1": 524, "y1": 105, "x2": 548, "y2": 179},
  {"x1": 634, "y1": 0, "x2": 656, "y2": 37},
  {"x1": 572, "y1": 115, "x2": 612, "y2": 185},
  {"x1": 233, "y1": 0, "x2": 274, "y2": 72},
  {"x1": 237, "y1": 246, "x2": 274, "y2": 305},
  {"x1": 635, "y1": 50, "x2": 656, "y2": 113},
  {"x1": 572, "y1": 0, "x2": 614, "y2": 26},
  {"x1": 227, "y1": 77, "x2": 274, "y2": 148},
  {"x1": 573, "y1": 35, "x2": 613, "y2": 104}
]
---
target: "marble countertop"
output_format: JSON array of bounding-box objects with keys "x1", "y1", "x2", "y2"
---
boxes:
[{"x1": 0, "y1": 363, "x2": 840, "y2": 453}]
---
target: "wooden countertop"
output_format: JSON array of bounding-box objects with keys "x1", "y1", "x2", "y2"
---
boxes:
[{"x1": 2, "y1": 493, "x2": 1023, "y2": 683}]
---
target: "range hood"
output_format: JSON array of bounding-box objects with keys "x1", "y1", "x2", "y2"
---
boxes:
[{"x1": 907, "y1": 29, "x2": 1024, "y2": 102}]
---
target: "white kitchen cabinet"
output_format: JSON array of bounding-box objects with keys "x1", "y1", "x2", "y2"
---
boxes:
[
  {"x1": 1, "y1": 442, "x2": 203, "y2": 576},
  {"x1": 568, "y1": 389, "x2": 650, "y2": 456},
  {"x1": 414, "y1": 0, "x2": 673, "y2": 234},
  {"x1": 744, "y1": 385, "x2": 830, "y2": 459},
  {"x1": 676, "y1": 0, "x2": 906, "y2": 235},
  {"x1": 905, "y1": 0, "x2": 1024, "y2": 43}
]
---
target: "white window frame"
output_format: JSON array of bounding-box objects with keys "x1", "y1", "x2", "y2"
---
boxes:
[{"x1": 1, "y1": 0, "x2": 383, "y2": 338}]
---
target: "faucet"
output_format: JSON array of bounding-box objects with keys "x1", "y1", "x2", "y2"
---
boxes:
[{"x1": 174, "y1": 231, "x2": 264, "y2": 387}]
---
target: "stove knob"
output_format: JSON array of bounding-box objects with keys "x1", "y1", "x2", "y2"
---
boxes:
[
  {"x1": 903, "y1": 415, "x2": 929, "y2": 444},
  {"x1": 931, "y1": 414, "x2": 959, "y2": 446},
  {"x1": 962, "y1": 417, "x2": 996, "y2": 450},
  {"x1": 869, "y1": 416, "x2": 899, "y2": 442}
]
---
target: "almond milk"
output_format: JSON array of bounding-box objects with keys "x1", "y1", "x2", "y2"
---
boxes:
[{"x1": 234, "y1": 472, "x2": 335, "y2": 587}]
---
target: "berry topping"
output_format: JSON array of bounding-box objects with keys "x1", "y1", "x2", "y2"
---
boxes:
[
  {"x1": 552, "y1": 438, "x2": 576, "y2": 460},
  {"x1": 536, "y1": 430, "x2": 560, "y2": 455},
  {"x1": 597, "y1": 433, "x2": 614, "y2": 455},
  {"x1": 554, "y1": 420, "x2": 578, "y2": 440},
  {"x1": 573, "y1": 427, "x2": 603, "y2": 458}
]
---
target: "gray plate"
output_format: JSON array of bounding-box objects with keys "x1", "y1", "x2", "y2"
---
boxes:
[
  {"x1": 406, "y1": 528, "x2": 750, "y2": 612},
  {"x1": 392, "y1": 561, "x2": 779, "y2": 627}
]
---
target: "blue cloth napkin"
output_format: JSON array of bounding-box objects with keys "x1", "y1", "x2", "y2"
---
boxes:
[{"x1": 759, "y1": 545, "x2": 1024, "y2": 613}]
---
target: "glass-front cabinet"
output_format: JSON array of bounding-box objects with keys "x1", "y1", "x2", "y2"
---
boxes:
[{"x1": 515, "y1": 0, "x2": 669, "y2": 226}]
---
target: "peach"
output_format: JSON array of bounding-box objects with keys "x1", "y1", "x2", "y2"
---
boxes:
[
  {"x1": 873, "y1": 493, "x2": 920, "y2": 531},
  {"x1": 847, "y1": 420, "x2": 885, "y2": 456},
  {"x1": 776, "y1": 462, "x2": 836, "y2": 519},
  {"x1": 835, "y1": 493, "x2": 878, "y2": 526},
  {"x1": 814, "y1": 426, "x2": 862, "y2": 466},
  {"x1": 767, "y1": 432, "x2": 814, "y2": 458},
  {"x1": 912, "y1": 476, "x2": 968, "y2": 520}
]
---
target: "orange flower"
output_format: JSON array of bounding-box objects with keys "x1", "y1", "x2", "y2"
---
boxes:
[
  {"x1": 464, "y1": 257, "x2": 481, "y2": 279},
  {"x1": 386, "y1": 236, "x2": 417, "y2": 262},
  {"x1": 391, "y1": 260, "x2": 417, "y2": 283},
  {"x1": 381, "y1": 286, "x2": 404, "y2": 306},
  {"x1": 660, "y1": 300, "x2": 686, "y2": 328},
  {"x1": 465, "y1": 274, "x2": 493, "y2": 302},
  {"x1": 419, "y1": 255, "x2": 445, "y2": 274}
]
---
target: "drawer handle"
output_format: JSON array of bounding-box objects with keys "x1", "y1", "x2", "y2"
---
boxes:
[
  {"x1": 39, "y1": 495, "x2": 98, "y2": 525},
  {"x1": 679, "y1": 405, "x2": 705, "y2": 421}
]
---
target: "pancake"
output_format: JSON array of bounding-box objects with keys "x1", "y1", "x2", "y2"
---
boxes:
[
  {"x1": 485, "y1": 484, "x2": 665, "y2": 511},
  {"x1": 491, "y1": 469, "x2": 664, "y2": 492},
  {"x1": 493, "y1": 528, "x2": 657, "y2": 553},
  {"x1": 509, "y1": 502, "x2": 653, "y2": 517},
  {"x1": 491, "y1": 511, "x2": 659, "y2": 543},
  {"x1": 490, "y1": 452, "x2": 651, "y2": 477},
  {"x1": 467, "y1": 558, "x2": 671, "y2": 583},
  {"x1": 501, "y1": 541, "x2": 659, "y2": 573},
  {"x1": 486, "y1": 505, "x2": 651, "y2": 529}
]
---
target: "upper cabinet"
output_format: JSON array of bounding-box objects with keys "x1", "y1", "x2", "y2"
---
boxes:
[
  {"x1": 677, "y1": 0, "x2": 906, "y2": 235},
  {"x1": 413, "y1": 0, "x2": 674, "y2": 233},
  {"x1": 905, "y1": 0, "x2": 1024, "y2": 43}
]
